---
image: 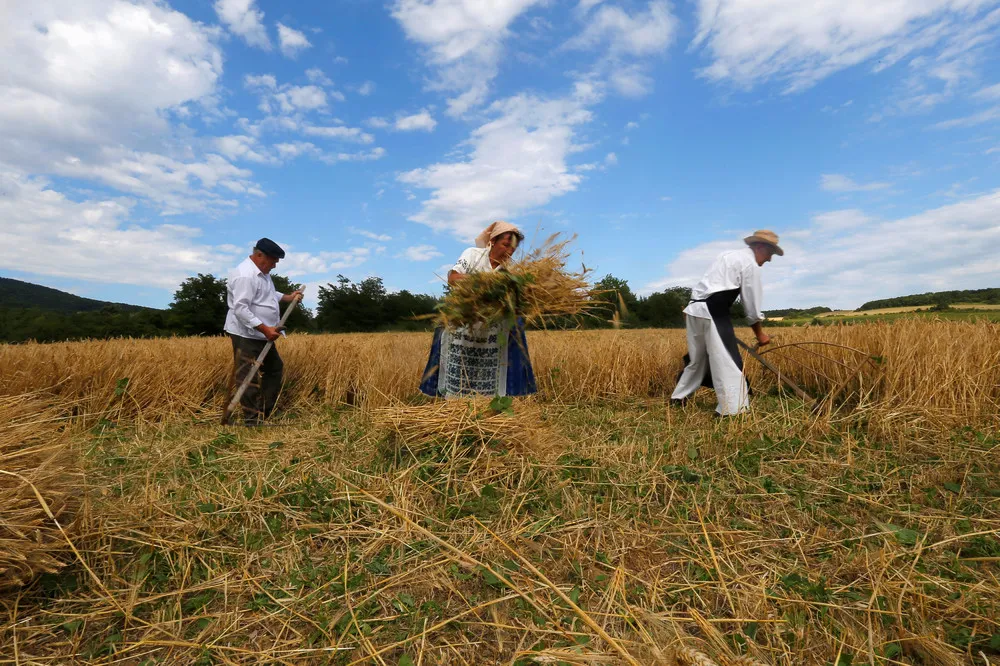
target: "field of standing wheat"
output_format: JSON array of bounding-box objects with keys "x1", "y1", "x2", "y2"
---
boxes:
[{"x1": 2, "y1": 320, "x2": 999, "y2": 665}]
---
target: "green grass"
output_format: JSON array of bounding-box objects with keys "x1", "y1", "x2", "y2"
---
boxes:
[
  {"x1": 5, "y1": 394, "x2": 1000, "y2": 665},
  {"x1": 774, "y1": 309, "x2": 1000, "y2": 326}
]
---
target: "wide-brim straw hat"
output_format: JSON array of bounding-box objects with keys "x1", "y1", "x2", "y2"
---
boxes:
[
  {"x1": 475, "y1": 221, "x2": 525, "y2": 248},
  {"x1": 743, "y1": 229, "x2": 784, "y2": 256}
]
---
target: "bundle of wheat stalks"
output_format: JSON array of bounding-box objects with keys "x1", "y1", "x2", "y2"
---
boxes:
[
  {"x1": 374, "y1": 396, "x2": 563, "y2": 456},
  {"x1": 433, "y1": 234, "x2": 606, "y2": 330},
  {"x1": 0, "y1": 395, "x2": 82, "y2": 589}
]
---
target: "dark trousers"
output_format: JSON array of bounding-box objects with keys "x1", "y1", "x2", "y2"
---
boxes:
[{"x1": 229, "y1": 334, "x2": 284, "y2": 424}]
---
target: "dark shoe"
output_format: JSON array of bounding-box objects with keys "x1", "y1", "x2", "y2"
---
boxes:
[{"x1": 669, "y1": 398, "x2": 688, "y2": 408}]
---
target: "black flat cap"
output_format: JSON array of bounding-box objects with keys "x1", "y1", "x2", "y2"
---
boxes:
[{"x1": 254, "y1": 237, "x2": 285, "y2": 259}]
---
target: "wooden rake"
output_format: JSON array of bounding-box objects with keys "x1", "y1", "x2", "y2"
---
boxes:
[{"x1": 221, "y1": 294, "x2": 301, "y2": 425}]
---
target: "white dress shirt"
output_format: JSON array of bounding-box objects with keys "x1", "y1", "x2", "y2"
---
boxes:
[
  {"x1": 224, "y1": 257, "x2": 281, "y2": 340},
  {"x1": 451, "y1": 247, "x2": 496, "y2": 275},
  {"x1": 683, "y1": 247, "x2": 765, "y2": 325}
]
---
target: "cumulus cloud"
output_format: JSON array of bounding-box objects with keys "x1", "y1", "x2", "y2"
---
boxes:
[
  {"x1": 0, "y1": 1, "x2": 269, "y2": 217},
  {"x1": 278, "y1": 247, "x2": 375, "y2": 276},
  {"x1": 820, "y1": 174, "x2": 892, "y2": 192},
  {"x1": 399, "y1": 82, "x2": 598, "y2": 240},
  {"x1": 277, "y1": 22, "x2": 312, "y2": 58},
  {"x1": 395, "y1": 110, "x2": 438, "y2": 132},
  {"x1": 643, "y1": 190, "x2": 1000, "y2": 309},
  {"x1": 358, "y1": 81, "x2": 377, "y2": 96},
  {"x1": 391, "y1": 0, "x2": 546, "y2": 116},
  {"x1": 0, "y1": 171, "x2": 233, "y2": 288},
  {"x1": 401, "y1": 244, "x2": 444, "y2": 261},
  {"x1": 691, "y1": 0, "x2": 1000, "y2": 94},
  {"x1": 565, "y1": 0, "x2": 676, "y2": 56},
  {"x1": 214, "y1": 135, "x2": 274, "y2": 164},
  {"x1": 305, "y1": 68, "x2": 333, "y2": 86},
  {"x1": 564, "y1": 1, "x2": 678, "y2": 99},
  {"x1": 214, "y1": 0, "x2": 270, "y2": 49}
]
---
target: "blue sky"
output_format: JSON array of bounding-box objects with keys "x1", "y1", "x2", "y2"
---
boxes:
[{"x1": 2, "y1": 0, "x2": 999, "y2": 312}]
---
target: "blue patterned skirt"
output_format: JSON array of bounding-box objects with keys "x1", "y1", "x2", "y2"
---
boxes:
[{"x1": 419, "y1": 320, "x2": 537, "y2": 397}]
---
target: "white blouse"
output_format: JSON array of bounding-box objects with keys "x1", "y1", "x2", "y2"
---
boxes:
[{"x1": 451, "y1": 247, "x2": 496, "y2": 275}]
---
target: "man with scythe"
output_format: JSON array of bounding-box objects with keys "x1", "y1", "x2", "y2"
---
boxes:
[
  {"x1": 224, "y1": 238, "x2": 304, "y2": 425},
  {"x1": 670, "y1": 230, "x2": 783, "y2": 416}
]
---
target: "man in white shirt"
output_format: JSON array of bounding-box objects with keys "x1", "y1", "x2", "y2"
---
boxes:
[
  {"x1": 224, "y1": 238, "x2": 303, "y2": 425},
  {"x1": 670, "y1": 230, "x2": 783, "y2": 416}
]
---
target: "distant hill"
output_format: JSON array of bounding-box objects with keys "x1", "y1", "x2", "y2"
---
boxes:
[
  {"x1": 859, "y1": 288, "x2": 1000, "y2": 311},
  {"x1": 0, "y1": 277, "x2": 156, "y2": 314},
  {"x1": 764, "y1": 306, "x2": 832, "y2": 318}
]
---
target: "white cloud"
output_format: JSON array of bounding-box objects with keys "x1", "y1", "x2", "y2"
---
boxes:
[
  {"x1": 244, "y1": 73, "x2": 277, "y2": 90},
  {"x1": 812, "y1": 209, "x2": 874, "y2": 231},
  {"x1": 820, "y1": 174, "x2": 893, "y2": 192},
  {"x1": 391, "y1": 0, "x2": 546, "y2": 116},
  {"x1": 0, "y1": 1, "x2": 271, "y2": 218},
  {"x1": 324, "y1": 147, "x2": 387, "y2": 163},
  {"x1": 214, "y1": 135, "x2": 273, "y2": 163},
  {"x1": 278, "y1": 247, "x2": 374, "y2": 275},
  {"x1": 214, "y1": 0, "x2": 270, "y2": 50},
  {"x1": 401, "y1": 244, "x2": 444, "y2": 261},
  {"x1": 565, "y1": 0, "x2": 676, "y2": 56},
  {"x1": 625, "y1": 121, "x2": 640, "y2": 130},
  {"x1": 273, "y1": 141, "x2": 321, "y2": 160},
  {"x1": 358, "y1": 81, "x2": 377, "y2": 96},
  {"x1": 244, "y1": 74, "x2": 349, "y2": 122},
  {"x1": 564, "y1": 1, "x2": 678, "y2": 99},
  {"x1": 643, "y1": 190, "x2": 1000, "y2": 309},
  {"x1": 350, "y1": 227, "x2": 393, "y2": 241},
  {"x1": 605, "y1": 152, "x2": 618, "y2": 166},
  {"x1": 395, "y1": 110, "x2": 438, "y2": 132},
  {"x1": 974, "y1": 82, "x2": 1000, "y2": 99},
  {"x1": 691, "y1": 0, "x2": 1000, "y2": 93},
  {"x1": 273, "y1": 85, "x2": 328, "y2": 113},
  {"x1": 306, "y1": 68, "x2": 333, "y2": 86},
  {"x1": 277, "y1": 22, "x2": 312, "y2": 58},
  {"x1": 398, "y1": 83, "x2": 597, "y2": 240},
  {"x1": 367, "y1": 117, "x2": 391, "y2": 129},
  {"x1": 0, "y1": 171, "x2": 232, "y2": 288},
  {"x1": 304, "y1": 125, "x2": 375, "y2": 144},
  {"x1": 931, "y1": 105, "x2": 1000, "y2": 129}
]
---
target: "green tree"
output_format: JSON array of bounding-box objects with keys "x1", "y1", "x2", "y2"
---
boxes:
[
  {"x1": 315, "y1": 275, "x2": 389, "y2": 332},
  {"x1": 637, "y1": 287, "x2": 691, "y2": 328},
  {"x1": 592, "y1": 274, "x2": 640, "y2": 327},
  {"x1": 270, "y1": 273, "x2": 314, "y2": 331},
  {"x1": 168, "y1": 273, "x2": 228, "y2": 336},
  {"x1": 383, "y1": 290, "x2": 439, "y2": 330}
]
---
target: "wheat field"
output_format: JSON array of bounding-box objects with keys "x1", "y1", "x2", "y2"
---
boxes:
[{"x1": 1, "y1": 320, "x2": 998, "y2": 665}]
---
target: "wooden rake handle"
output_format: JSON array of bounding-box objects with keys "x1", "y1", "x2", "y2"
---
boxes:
[{"x1": 222, "y1": 294, "x2": 301, "y2": 425}]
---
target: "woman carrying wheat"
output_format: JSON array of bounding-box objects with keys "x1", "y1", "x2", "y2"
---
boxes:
[{"x1": 419, "y1": 221, "x2": 538, "y2": 398}]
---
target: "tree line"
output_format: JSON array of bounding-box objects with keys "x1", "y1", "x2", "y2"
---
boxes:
[
  {"x1": 859, "y1": 288, "x2": 1000, "y2": 311},
  {"x1": 0, "y1": 272, "x2": 745, "y2": 343}
]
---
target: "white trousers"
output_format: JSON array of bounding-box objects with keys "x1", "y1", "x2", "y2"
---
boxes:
[{"x1": 671, "y1": 315, "x2": 749, "y2": 415}]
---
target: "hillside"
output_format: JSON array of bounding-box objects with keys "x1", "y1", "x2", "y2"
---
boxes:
[
  {"x1": 859, "y1": 287, "x2": 1000, "y2": 311},
  {"x1": 0, "y1": 277, "x2": 155, "y2": 314}
]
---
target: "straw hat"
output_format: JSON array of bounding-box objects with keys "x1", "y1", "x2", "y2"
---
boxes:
[
  {"x1": 475, "y1": 220, "x2": 525, "y2": 248},
  {"x1": 743, "y1": 229, "x2": 784, "y2": 256}
]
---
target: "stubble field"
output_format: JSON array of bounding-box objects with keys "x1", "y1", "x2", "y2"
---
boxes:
[{"x1": 1, "y1": 320, "x2": 998, "y2": 665}]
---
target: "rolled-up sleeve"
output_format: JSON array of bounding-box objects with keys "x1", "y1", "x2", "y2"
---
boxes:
[
  {"x1": 740, "y1": 262, "x2": 765, "y2": 325},
  {"x1": 229, "y1": 277, "x2": 263, "y2": 330}
]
